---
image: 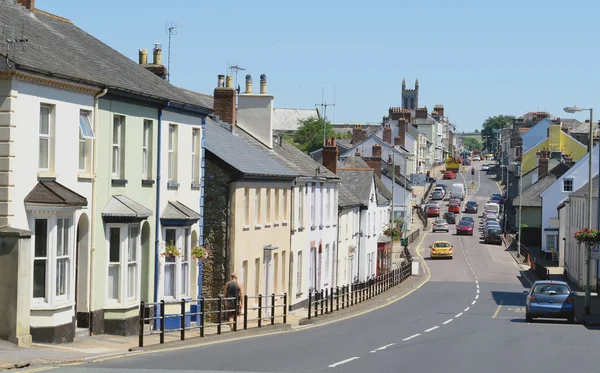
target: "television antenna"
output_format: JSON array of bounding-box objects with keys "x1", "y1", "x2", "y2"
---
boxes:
[
  {"x1": 0, "y1": 23, "x2": 29, "y2": 68},
  {"x1": 227, "y1": 62, "x2": 246, "y2": 93},
  {"x1": 315, "y1": 87, "x2": 336, "y2": 146},
  {"x1": 165, "y1": 22, "x2": 186, "y2": 82}
]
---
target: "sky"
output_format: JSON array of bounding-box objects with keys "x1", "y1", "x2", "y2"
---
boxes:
[{"x1": 36, "y1": 0, "x2": 600, "y2": 132}]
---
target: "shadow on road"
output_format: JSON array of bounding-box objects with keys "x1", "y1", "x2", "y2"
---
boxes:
[
  {"x1": 511, "y1": 318, "x2": 575, "y2": 325},
  {"x1": 516, "y1": 275, "x2": 532, "y2": 289},
  {"x1": 491, "y1": 290, "x2": 526, "y2": 306}
]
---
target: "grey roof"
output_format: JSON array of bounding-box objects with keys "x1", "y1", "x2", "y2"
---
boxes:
[
  {"x1": 513, "y1": 163, "x2": 571, "y2": 207},
  {"x1": 570, "y1": 175, "x2": 599, "y2": 198},
  {"x1": 338, "y1": 183, "x2": 362, "y2": 208},
  {"x1": 102, "y1": 195, "x2": 152, "y2": 218},
  {"x1": 570, "y1": 121, "x2": 599, "y2": 134},
  {"x1": 0, "y1": 1, "x2": 211, "y2": 109},
  {"x1": 205, "y1": 117, "x2": 297, "y2": 178},
  {"x1": 340, "y1": 133, "x2": 409, "y2": 158},
  {"x1": 561, "y1": 118, "x2": 582, "y2": 128},
  {"x1": 338, "y1": 156, "x2": 374, "y2": 206},
  {"x1": 339, "y1": 155, "x2": 372, "y2": 169},
  {"x1": 270, "y1": 137, "x2": 339, "y2": 181},
  {"x1": 272, "y1": 108, "x2": 320, "y2": 132},
  {"x1": 374, "y1": 175, "x2": 392, "y2": 201},
  {"x1": 161, "y1": 201, "x2": 200, "y2": 221},
  {"x1": 24, "y1": 181, "x2": 87, "y2": 207}
]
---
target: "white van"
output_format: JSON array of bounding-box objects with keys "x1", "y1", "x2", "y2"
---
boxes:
[
  {"x1": 451, "y1": 183, "x2": 465, "y2": 200},
  {"x1": 484, "y1": 202, "x2": 500, "y2": 215}
]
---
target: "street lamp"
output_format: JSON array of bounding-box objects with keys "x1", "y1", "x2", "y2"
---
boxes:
[{"x1": 564, "y1": 106, "x2": 594, "y2": 316}]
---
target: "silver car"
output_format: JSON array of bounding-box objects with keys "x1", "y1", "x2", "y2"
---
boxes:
[{"x1": 432, "y1": 219, "x2": 449, "y2": 232}]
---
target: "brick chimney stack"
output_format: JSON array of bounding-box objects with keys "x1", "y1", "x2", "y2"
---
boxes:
[
  {"x1": 396, "y1": 118, "x2": 407, "y2": 147},
  {"x1": 400, "y1": 109, "x2": 412, "y2": 123},
  {"x1": 139, "y1": 44, "x2": 168, "y2": 79},
  {"x1": 372, "y1": 143, "x2": 382, "y2": 158},
  {"x1": 538, "y1": 149, "x2": 549, "y2": 179},
  {"x1": 16, "y1": 0, "x2": 34, "y2": 9},
  {"x1": 322, "y1": 138, "x2": 338, "y2": 174},
  {"x1": 415, "y1": 107, "x2": 428, "y2": 119},
  {"x1": 389, "y1": 107, "x2": 402, "y2": 121},
  {"x1": 213, "y1": 74, "x2": 237, "y2": 126},
  {"x1": 383, "y1": 124, "x2": 392, "y2": 144},
  {"x1": 352, "y1": 125, "x2": 366, "y2": 144},
  {"x1": 433, "y1": 105, "x2": 444, "y2": 117}
]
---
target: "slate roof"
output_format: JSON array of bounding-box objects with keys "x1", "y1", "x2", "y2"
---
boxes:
[
  {"x1": 338, "y1": 183, "x2": 362, "y2": 208},
  {"x1": 374, "y1": 174, "x2": 392, "y2": 201},
  {"x1": 338, "y1": 156, "x2": 375, "y2": 206},
  {"x1": 24, "y1": 181, "x2": 87, "y2": 207},
  {"x1": 340, "y1": 133, "x2": 409, "y2": 158},
  {"x1": 204, "y1": 117, "x2": 297, "y2": 178},
  {"x1": 270, "y1": 137, "x2": 339, "y2": 181},
  {"x1": 272, "y1": 108, "x2": 320, "y2": 132},
  {"x1": 570, "y1": 175, "x2": 599, "y2": 198},
  {"x1": 570, "y1": 121, "x2": 599, "y2": 134},
  {"x1": 102, "y1": 195, "x2": 152, "y2": 218},
  {"x1": 161, "y1": 201, "x2": 200, "y2": 221},
  {"x1": 513, "y1": 163, "x2": 571, "y2": 207},
  {"x1": 0, "y1": 1, "x2": 211, "y2": 109}
]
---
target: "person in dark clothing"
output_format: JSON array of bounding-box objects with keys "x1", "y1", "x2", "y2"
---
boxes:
[{"x1": 224, "y1": 273, "x2": 243, "y2": 330}]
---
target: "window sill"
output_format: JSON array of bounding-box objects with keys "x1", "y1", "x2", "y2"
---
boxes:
[
  {"x1": 142, "y1": 179, "x2": 155, "y2": 187},
  {"x1": 255, "y1": 224, "x2": 263, "y2": 230},
  {"x1": 77, "y1": 173, "x2": 94, "y2": 181},
  {"x1": 111, "y1": 178, "x2": 128, "y2": 186},
  {"x1": 297, "y1": 227, "x2": 305, "y2": 232},
  {"x1": 37, "y1": 171, "x2": 57, "y2": 180},
  {"x1": 319, "y1": 225, "x2": 324, "y2": 230},
  {"x1": 191, "y1": 182, "x2": 201, "y2": 189},
  {"x1": 167, "y1": 181, "x2": 180, "y2": 189},
  {"x1": 243, "y1": 225, "x2": 250, "y2": 231},
  {"x1": 103, "y1": 302, "x2": 139, "y2": 311},
  {"x1": 282, "y1": 220, "x2": 288, "y2": 226},
  {"x1": 31, "y1": 300, "x2": 74, "y2": 311},
  {"x1": 264, "y1": 223, "x2": 271, "y2": 228},
  {"x1": 310, "y1": 225, "x2": 317, "y2": 231},
  {"x1": 296, "y1": 292, "x2": 303, "y2": 298},
  {"x1": 273, "y1": 222, "x2": 279, "y2": 227},
  {"x1": 325, "y1": 225, "x2": 331, "y2": 228}
]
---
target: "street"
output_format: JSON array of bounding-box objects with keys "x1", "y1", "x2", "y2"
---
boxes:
[{"x1": 32, "y1": 163, "x2": 600, "y2": 373}]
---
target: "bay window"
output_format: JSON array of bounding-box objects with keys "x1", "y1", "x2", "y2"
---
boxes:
[
  {"x1": 163, "y1": 227, "x2": 191, "y2": 299},
  {"x1": 106, "y1": 223, "x2": 141, "y2": 304}
]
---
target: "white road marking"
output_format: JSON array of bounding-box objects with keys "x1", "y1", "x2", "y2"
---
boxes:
[
  {"x1": 328, "y1": 357, "x2": 360, "y2": 368},
  {"x1": 455, "y1": 312, "x2": 463, "y2": 318},
  {"x1": 464, "y1": 307, "x2": 470, "y2": 312},
  {"x1": 403, "y1": 333, "x2": 421, "y2": 341},
  {"x1": 375, "y1": 343, "x2": 396, "y2": 351},
  {"x1": 472, "y1": 300, "x2": 476, "y2": 305},
  {"x1": 476, "y1": 284, "x2": 479, "y2": 289},
  {"x1": 477, "y1": 289, "x2": 480, "y2": 294},
  {"x1": 443, "y1": 319, "x2": 453, "y2": 325},
  {"x1": 487, "y1": 246, "x2": 498, "y2": 262},
  {"x1": 475, "y1": 294, "x2": 479, "y2": 300},
  {"x1": 425, "y1": 326, "x2": 439, "y2": 332}
]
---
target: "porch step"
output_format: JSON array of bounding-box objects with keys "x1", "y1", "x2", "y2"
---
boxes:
[{"x1": 75, "y1": 327, "x2": 89, "y2": 338}]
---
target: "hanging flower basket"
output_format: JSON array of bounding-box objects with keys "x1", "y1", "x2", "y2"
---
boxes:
[
  {"x1": 574, "y1": 228, "x2": 600, "y2": 246},
  {"x1": 191, "y1": 245, "x2": 209, "y2": 260},
  {"x1": 161, "y1": 242, "x2": 182, "y2": 258}
]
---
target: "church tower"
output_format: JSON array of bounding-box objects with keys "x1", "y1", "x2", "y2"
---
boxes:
[{"x1": 401, "y1": 78, "x2": 419, "y2": 110}]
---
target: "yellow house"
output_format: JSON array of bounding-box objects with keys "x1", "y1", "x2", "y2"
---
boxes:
[{"x1": 522, "y1": 124, "x2": 587, "y2": 174}]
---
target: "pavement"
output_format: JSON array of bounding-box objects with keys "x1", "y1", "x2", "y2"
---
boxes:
[{"x1": 10, "y1": 161, "x2": 600, "y2": 373}]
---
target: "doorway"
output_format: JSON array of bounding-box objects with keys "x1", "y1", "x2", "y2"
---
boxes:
[{"x1": 75, "y1": 213, "x2": 90, "y2": 330}]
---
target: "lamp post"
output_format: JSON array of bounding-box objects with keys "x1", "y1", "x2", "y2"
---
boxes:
[{"x1": 564, "y1": 106, "x2": 594, "y2": 315}]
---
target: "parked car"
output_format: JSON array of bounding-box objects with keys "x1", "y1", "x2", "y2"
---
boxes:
[
  {"x1": 444, "y1": 212, "x2": 456, "y2": 224},
  {"x1": 465, "y1": 200, "x2": 478, "y2": 213},
  {"x1": 430, "y1": 241, "x2": 453, "y2": 259},
  {"x1": 484, "y1": 227, "x2": 502, "y2": 244},
  {"x1": 525, "y1": 280, "x2": 575, "y2": 323},
  {"x1": 481, "y1": 164, "x2": 490, "y2": 171},
  {"x1": 456, "y1": 220, "x2": 474, "y2": 236},
  {"x1": 432, "y1": 219, "x2": 450, "y2": 232},
  {"x1": 443, "y1": 171, "x2": 457, "y2": 179},
  {"x1": 431, "y1": 191, "x2": 444, "y2": 200},
  {"x1": 427, "y1": 205, "x2": 440, "y2": 217},
  {"x1": 448, "y1": 203, "x2": 460, "y2": 214}
]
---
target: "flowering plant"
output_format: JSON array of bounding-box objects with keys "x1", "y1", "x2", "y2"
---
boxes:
[
  {"x1": 191, "y1": 245, "x2": 209, "y2": 260},
  {"x1": 161, "y1": 242, "x2": 182, "y2": 258},
  {"x1": 574, "y1": 228, "x2": 600, "y2": 245},
  {"x1": 384, "y1": 227, "x2": 402, "y2": 241}
]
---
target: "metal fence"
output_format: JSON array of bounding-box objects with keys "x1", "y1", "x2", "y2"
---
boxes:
[
  {"x1": 307, "y1": 247, "x2": 413, "y2": 319},
  {"x1": 138, "y1": 293, "x2": 287, "y2": 347},
  {"x1": 532, "y1": 259, "x2": 549, "y2": 280}
]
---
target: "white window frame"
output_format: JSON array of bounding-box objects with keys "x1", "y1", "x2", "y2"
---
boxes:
[
  {"x1": 266, "y1": 188, "x2": 272, "y2": 224},
  {"x1": 30, "y1": 213, "x2": 75, "y2": 307},
  {"x1": 311, "y1": 184, "x2": 316, "y2": 226},
  {"x1": 142, "y1": 120, "x2": 152, "y2": 179},
  {"x1": 112, "y1": 116, "x2": 124, "y2": 178},
  {"x1": 296, "y1": 251, "x2": 303, "y2": 294},
  {"x1": 162, "y1": 227, "x2": 191, "y2": 299},
  {"x1": 274, "y1": 188, "x2": 280, "y2": 223},
  {"x1": 192, "y1": 128, "x2": 200, "y2": 182},
  {"x1": 254, "y1": 187, "x2": 261, "y2": 226},
  {"x1": 563, "y1": 178, "x2": 574, "y2": 192},
  {"x1": 105, "y1": 223, "x2": 141, "y2": 305},
  {"x1": 39, "y1": 104, "x2": 53, "y2": 171},
  {"x1": 78, "y1": 110, "x2": 95, "y2": 173},
  {"x1": 283, "y1": 189, "x2": 288, "y2": 223},
  {"x1": 299, "y1": 186, "x2": 305, "y2": 228},
  {"x1": 325, "y1": 187, "x2": 330, "y2": 225},
  {"x1": 168, "y1": 124, "x2": 178, "y2": 182},
  {"x1": 324, "y1": 244, "x2": 330, "y2": 287}
]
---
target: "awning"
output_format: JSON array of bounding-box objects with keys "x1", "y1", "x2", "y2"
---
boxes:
[
  {"x1": 160, "y1": 201, "x2": 200, "y2": 226},
  {"x1": 102, "y1": 195, "x2": 152, "y2": 222},
  {"x1": 25, "y1": 181, "x2": 87, "y2": 208}
]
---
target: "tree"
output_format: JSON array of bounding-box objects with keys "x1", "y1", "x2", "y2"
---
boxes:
[
  {"x1": 462, "y1": 137, "x2": 482, "y2": 151},
  {"x1": 481, "y1": 115, "x2": 515, "y2": 150},
  {"x1": 474, "y1": 129, "x2": 480, "y2": 133},
  {"x1": 291, "y1": 117, "x2": 336, "y2": 153}
]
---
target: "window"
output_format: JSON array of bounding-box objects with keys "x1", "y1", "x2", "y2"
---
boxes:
[
  {"x1": 78, "y1": 111, "x2": 95, "y2": 173},
  {"x1": 331, "y1": 244, "x2": 336, "y2": 286},
  {"x1": 324, "y1": 244, "x2": 330, "y2": 286},
  {"x1": 545, "y1": 234, "x2": 557, "y2": 253},
  {"x1": 107, "y1": 224, "x2": 140, "y2": 303},
  {"x1": 274, "y1": 252, "x2": 279, "y2": 293},
  {"x1": 112, "y1": 116, "x2": 125, "y2": 178},
  {"x1": 311, "y1": 184, "x2": 316, "y2": 226},
  {"x1": 254, "y1": 258, "x2": 260, "y2": 296},
  {"x1": 55, "y1": 218, "x2": 70, "y2": 298},
  {"x1": 281, "y1": 251, "x2": 286, "y2": 294},
  {"x1": 254, "y1": 188, "x2": 261, "y2": 225},
  {"x1": 142, "y1": 120, "x2": 152, "y2": 178},
  {"x1": 296, "y1": 251, "x2": 302, "y2": 293},
  {"x1": 39, "y1": 105, "x2": 52, "y2": 170},
  {"x1": 266, "y1": 188, "x2": 272, "y2": 223},
  {"x1": 162, "y1": 227, "x2": 191, "y2": 298},
  {"x1": 192, "y1": 128, "x2": 200, "y2": 182},
  {"x1": 168, "y1": 124, "x2": 178, "y2": 181},
  {"x1": 320, "y1": 185, "x2": 324, "y2": 226},
  {"x1": 33, "y1": 219, "x2": 48, "y2": 299},
  {"x1": 274, "y1": 189, "x2": 280, "y2": 222},
  {"x1": 325, "y1": 188, "x2": 330, "y2": 225},
  {"x1": 563, "y1": 178, "x2": 573, "y2": 192},
  {"x1": 283, "y1": 189, "x2": 288, "y2": 222},
  {"x1": 243, "y1": 187, "x2": 249, "y2": 226}
]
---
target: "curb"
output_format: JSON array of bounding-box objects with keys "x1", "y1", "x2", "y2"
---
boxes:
[{"x1": 1, "y1": 362, "x2": 31, "y2": 371}]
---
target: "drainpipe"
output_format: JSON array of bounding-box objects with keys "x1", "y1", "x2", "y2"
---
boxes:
[
  {"x1": 153, "y1": 108, "x2": 163, "y2": 327},
  {"x1": 88, "y1": 87, "x2": 107, "y2": 335}
]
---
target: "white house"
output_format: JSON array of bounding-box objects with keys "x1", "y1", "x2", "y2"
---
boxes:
[
  {"x1": 337, "y1": 185, "x2": 362, "y2": 286},
  {"x1": 540, "y1": 145, "x2": 599, "y2": 254},
  {"x1": 380, "y1": 159, "x2": 413, "y2": 231}
]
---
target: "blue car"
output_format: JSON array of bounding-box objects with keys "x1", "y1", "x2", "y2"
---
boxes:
[{"x1": 525, "y1": 280, "x2": 575, "y2": 323}]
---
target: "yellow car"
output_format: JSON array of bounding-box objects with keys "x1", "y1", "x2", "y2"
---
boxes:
[{"x1": 430, "y1": 241, "x2": 453, "y2": 259}]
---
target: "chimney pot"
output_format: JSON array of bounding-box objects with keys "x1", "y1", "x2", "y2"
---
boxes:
[
  {"x1": 260, "y1": 74, "x2": 268, "y2": 94},
  {"x1": 245, "y1": 74, "x2": 253, "y2": 94},
  {"x1": 355, "y1": 148, "x2": 361, "y2": 156},
  {"x1": 226, "y1": 75, "x2": 233, "y2": 88},
  {"x1": 16, "y1": 0, "x2": 34, "y2": 9},
  {"x1": 138, "y1": 49, "x2": 148, "y2": 65},
  {"x1": 217, "y1": 74, "x2": 225, "y2": 88},
  {"x1": 152, "y1": 44, "x2": 162, "y2": 65},
  {"x1": 372, "y1": 143, "x2": 382, "y2": 158}
]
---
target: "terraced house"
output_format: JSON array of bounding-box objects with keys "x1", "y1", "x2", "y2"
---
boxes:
[{"x1": 0, "y1": 0, "x2": 210, "y2": 345}]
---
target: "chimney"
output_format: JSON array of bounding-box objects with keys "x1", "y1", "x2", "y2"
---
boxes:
[
  {"x1": 322, "y1": 138, "x2": 339, "y2": 174},
  {"x1": 434, "y1": 105, "x2": 444, "y2": 117},
  {"x1": 138, "y1": 49, "x2": 148, "y2": 65},
  {"x1": 355, "y1": 148, "x2": 361, "y2": 157},
  {"x1": 372, "y1": 143, "x2": 382, "y2": 158},
  {"x1": 260, "y1": 74, "x2": 268, "y2": 94},
  {"x1": 245, "y1": 74, "x2": 253, "y2": 93},
  {"x1": 389, "y1": 107, "x2": 402, "y2": 121},
  {"x1": 383, "y1": 124, "x2": 392, "y2": 144},
  {"x1": 16, "y1": 0, "x2": 34, "y2": 9},
  {"x1": 153, "y1": 44, "x2": 162, "y2": 65},
  {"x1": 213, "y1": 74, "x2": 237, "y2": 126},
  {"x1": 539, "y1": 155, "x2": 549, "y2": 179},
  {"x1": 226, "y1": 75, "x2": 233, "y2": 88},
  {"x1": 400, "y1": 109, "x2": 412, "y2": 123},
  {"x1": 352, "y1": 125, "x2": 365, "y2": 144},
  {"x1": 396, "y1": 118, "x2": 407, "y2": 147},
  {"x1": 415, "y1": 107, "x2": 428, "y2": 119}
]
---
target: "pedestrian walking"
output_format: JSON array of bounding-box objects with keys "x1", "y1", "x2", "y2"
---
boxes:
[{"x1": 224, "y1": 273, "x2": 243, "y2": 330}]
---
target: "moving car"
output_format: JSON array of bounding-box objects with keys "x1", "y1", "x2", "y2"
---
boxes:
[
  {"x1": 431, "y1": 191, "x2": 444, "y2": 200},
  {"x1": 464, "y1": 200, "x2": 478, "y2": 213},
  {"x1": 432, "y1": 219, "x2": 450, "y2": 232},
  {"x1": 484, "y1": 227, "x2": 502, "y2": 244},
  {"x1": 444, "y1": 212, "x2": 456, "y2": 224},
  {"x1": 460, "y1": 216, "x2": 474, "y2": 224},
  {"x1": 433, "y1": 187, "x2": 446, "y2": 196},
  {"x1": 481, "y1": 164, "x2": 490, "y2": 171},
  {"x1": 449, "y1": 198, "x2": 461, "y2": 206},
  {"x1": 456, "y1": 220, "x2": 474, "y2": 236},
  {"x1": 427, "y1": 205, "x2": 440, "y2": 217},
  {"x1": 430, "y1": 241, "x2": 453, "y2": 259},
  {"x1": 473, "y1": 155, "x2": 481, "y2": 161},
  {"x1": 443, "y1": 171, "x2": 457, "y2": 179},
  {"x1": 448, "y1": 203, "x2": 460, "y2": 214},
  {"x1": 436, "y1": 184, "x2": 448, "y2": 192},
  {"x1": 451, "y1": 183, "x2": 465, "y2": 200},
  {"x1": 525, "y1": 280, "x2": 575, "y2": 323}
]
